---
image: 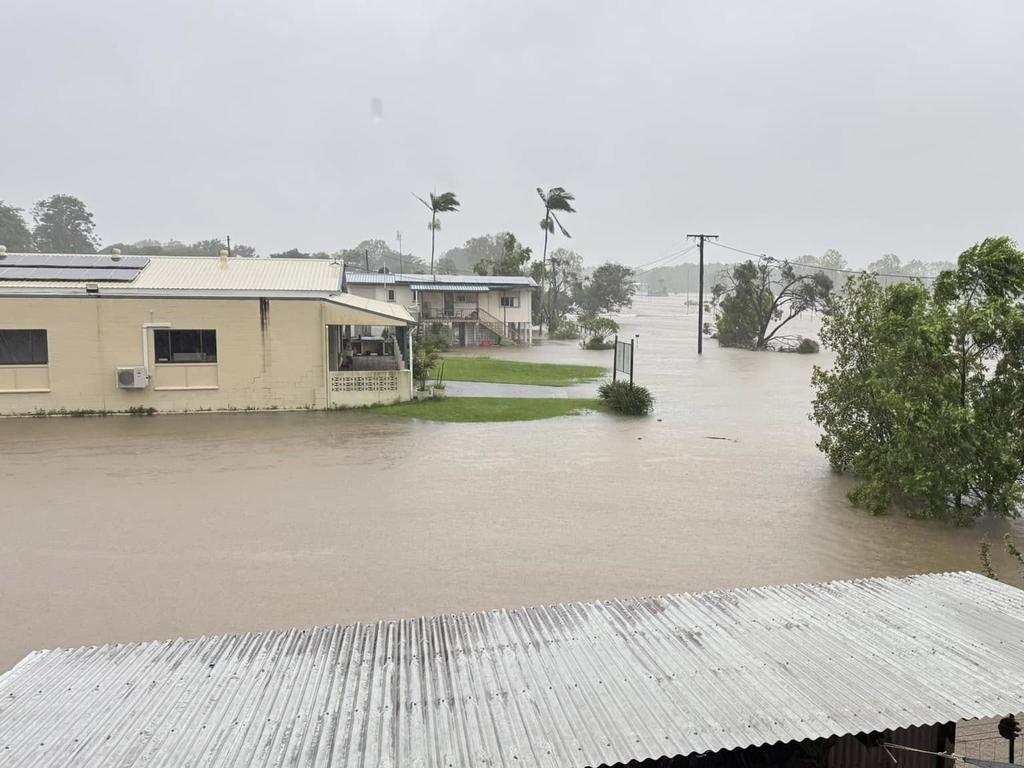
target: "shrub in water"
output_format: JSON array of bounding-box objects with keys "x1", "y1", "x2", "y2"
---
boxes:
[
  {"x1": 796, "y1": 337, "x2": 820, "y2": 354},
  {"x1": 598, "y1": 380, "x2": 654, "y2": 416}
]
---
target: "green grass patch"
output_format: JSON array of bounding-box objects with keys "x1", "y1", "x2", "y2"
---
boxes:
[
  {"x1": 368, "y1": 397, "x2": 603, "y2": 422},
  {"x1": 432, "y1": 357, "x2": 606, "y2": 387}
]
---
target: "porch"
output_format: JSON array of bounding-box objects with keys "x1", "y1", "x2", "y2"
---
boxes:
[{"x1": 416, "y1": 287, "x2": 527, "y2": 346}]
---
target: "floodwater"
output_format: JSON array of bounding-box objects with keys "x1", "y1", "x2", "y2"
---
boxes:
[{"x1": 1, "y1": 295, "x2": 1020, "y2": 672}]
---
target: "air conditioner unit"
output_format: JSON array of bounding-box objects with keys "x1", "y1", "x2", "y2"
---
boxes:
[{"x1": 116, "y1": 366, "x2": 149, "y2": 389}]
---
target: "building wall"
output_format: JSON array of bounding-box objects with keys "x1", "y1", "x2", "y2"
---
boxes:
[
  {"x1": 347, "y1": 284, "x2": 533, "y2": 324},
  {"x1": 0, "y1": 295, "x2": 406, "y2": 415}
]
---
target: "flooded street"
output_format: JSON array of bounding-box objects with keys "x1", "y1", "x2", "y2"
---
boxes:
[{"x1": 1, "y1": 295, "x2": 1019, "y2": 672}]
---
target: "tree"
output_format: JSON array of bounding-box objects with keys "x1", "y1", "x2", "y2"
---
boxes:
[
  {"x1": 334, "y1": 239, "x2": 424, "y2": 273},
  {"x1": 574, "y1": 263, "x2": 636, "y2": 320},
  {"x1": 101, "y1": 238, "x2": 259, "y2": 257},
  {"x1": 472, "y1": 233, "x2": 532, "y2": 276},
  {"x1": 710, "y1": 258, "x2": 833, "y2": 350},
  {"x1": 580, "y1": 316, "x2": 619, "y2": 349},
  {"x1": 537, "y1": 187, "x2": 576, "y2": 333},
  {"x1": 270, "y1": 247, "x2": 311, "y2": 259},
  {"x1": 547, "y1": 248, "x2": 583, "y2": 324},
  {"x1": 0, "y1": 202, "x2": 33, "y2": 251},
  {"x1": 867, "y1": 253, "x2": 902, "y2": 274},
  {"x1": 811, "y1": 236, "x2": 1024, "y2": 524},
  {"x1": 414, "y1": 192, "x2": 460, "y2": 277},
  {"x1": 32, "y1": 194, "x2": 99, "y2": 253}
]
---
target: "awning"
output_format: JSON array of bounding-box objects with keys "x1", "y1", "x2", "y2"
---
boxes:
[
  {"x1": 412, "y1": 283, "x2": 489, "y2": 292},
  {"x1": 322, "y1": 293, "x2": 415, "y2": 325}
]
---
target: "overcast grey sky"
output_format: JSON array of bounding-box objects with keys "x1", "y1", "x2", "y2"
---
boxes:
[{"x1": 3, "y1": 1, "x2": 1022, "y2": 267}]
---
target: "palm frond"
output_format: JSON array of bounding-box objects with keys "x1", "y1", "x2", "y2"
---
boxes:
[
  {"x1": 540, "y1": 217, "x2": 554, "y2": 233},
  {"x1": 429, "y1": 219, "x2": 441, "y2": 231},
  {"x1": 412, "y1": 193, "x2": 432, "y2": 210},
  {"x1": 536, "y1": 187, "x2": 548, "y2": 204},
  {"x1": 544, "y1": 186, "x2": 576, "y2": 213},
  {"x1": 431, "y1": 191, "x2": 460, "y2": 213},
  {"x1": 551, "y1": 212, "x2": 571, "y2": 238}
]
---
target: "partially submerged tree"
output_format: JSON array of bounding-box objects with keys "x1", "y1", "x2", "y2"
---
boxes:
[
  {"x1": 574, "y1": 263, "x2": 636, "y2": 320},
  {"x1": 580, "y1": 317, "x2": 619, "y2": 350},
  {"x1": 32, "y1": 194, "x2": 99, "y2": 253},
  {"x1": 414, "y1": 191, "x2": 460, "y2": 277},
  {"x1": 537, "y1": 187, "x2": 576, "y2": 333},
  {"x1": 0, "y1": 202, "x2": 33, "y2": 251},
  {"x1": 812, "y1": 236, "x2": 1024, "y2": 524},
  {"x1": 710, "y1": 258, "x2": 833, "y2": 350}
]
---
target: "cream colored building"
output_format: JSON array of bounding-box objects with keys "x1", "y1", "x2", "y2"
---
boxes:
[
  {"x1": 344, "y1": 272, "x2": 536, "y2": 346},
  {"x1": 0, "y1": 252, "x2": 415, "y2": 416}
]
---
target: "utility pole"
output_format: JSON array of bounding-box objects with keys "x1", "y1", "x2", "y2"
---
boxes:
[
  {"x1": 686, "y1": 234, "x2": 718, "y2": 354},
  {"x1": 396, "y1": 230, "x2": 403, "y2": 275},
  {"x1": 365, "y1": 248, "x2": 370, "y2": 272},
  {"x1": 226, "y1": 235, "x2": 232, "y2": 258}
]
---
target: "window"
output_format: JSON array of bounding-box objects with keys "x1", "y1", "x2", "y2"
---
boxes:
[
  {"x1": 455, "y1": 293, "x2": 471, "y2": 303},
  {"x1": 387, "y1": 289, "x2": 396, "y2": 302},
  {"x1": 154, "y1": 329, "x2": 218, "y2": 363},
  {"x1": 0, "y1": 330, "x2": 48, "y2": 365},
  {"x1": 500, "y1": 295, "x2": 520, "y2": 308}
]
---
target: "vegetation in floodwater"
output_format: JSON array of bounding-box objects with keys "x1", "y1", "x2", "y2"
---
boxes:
[
  {"x1": 367, "y1": 397, "x2": 603, "y2": 422},
  {"x1": 431, "y1": 356, "x2": 605, "y2": 387},
  {"x1": 598, "y1": 380, "x2": 654, "y2": 416},
  {"x1": 28, "y1": 406, "x2": 157, "y2": 418}
]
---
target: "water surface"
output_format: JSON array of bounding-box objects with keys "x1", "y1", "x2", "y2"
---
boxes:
[{"x1": 1, "y1": 296, "x2": 1018, "y2": 671}]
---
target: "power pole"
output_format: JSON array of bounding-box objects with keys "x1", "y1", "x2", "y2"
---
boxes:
[
  {"x1": 396, "y1": 230, "x2": 403, "y2": 275},
  {"x1": 226, "y1": 235, "x2": 232, "y2": 258},
  {"x1": 686, "y1": 233, "x2": 718, "y2": 354},
  {"x1": 365, "y1": 248, "x2": 370, "y2": 272}
]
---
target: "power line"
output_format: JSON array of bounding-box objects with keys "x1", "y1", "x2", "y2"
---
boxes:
[
  {"x1": 634, "y1": 243, "x2": 699, "y2": 272},
  {"x1": 707, "y1": 240, "x2": 939, "y2": 281}
]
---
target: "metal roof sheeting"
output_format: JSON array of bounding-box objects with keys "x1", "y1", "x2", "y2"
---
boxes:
[
  {"x1": 0, "y1": 254, "x2": 343, "y2": 294},
  {"x1": 413, "y1": 283, "x2": 490, "y2": 292},
  {"x1": 2, "y1": 572, "x2": 1024, "y2": 768},
  {"x1": 322, "y1": 294, "x2": 415, "y2": 324},
  {"x1": 344, "y1": 271, "x2": 536, "y2": 288}
]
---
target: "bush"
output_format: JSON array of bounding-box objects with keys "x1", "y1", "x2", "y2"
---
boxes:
[
  {"x1": 796, "y1": 337, "x2": 820, "y2": 354},
  {"x1": 583, "y1": 338, "x2": 615, "y2": 350},
  {"x1": 549, "y1": 321, "x2": 580, "y2": 340},
  {"x1": 598, "y1": 380, "x2": 654, "y2": 416},
  {"x1": 579, "y1": 316, "x2": 619, "y2": 350}
]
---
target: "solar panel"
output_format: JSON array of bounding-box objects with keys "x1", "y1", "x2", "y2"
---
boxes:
[
  {"x1": 0, "y1": 254, "x2": 149, "y2": 269},
  {"x1": 0, "y1": 266, "x2": 143, "y2": 282}
]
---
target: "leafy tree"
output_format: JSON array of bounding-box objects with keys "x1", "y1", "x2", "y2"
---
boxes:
[
  {"x1": 547, "y1": 248, "x2": 583, "y2": 323},
  {"x1": 414, "y1": 191, "x2": 460, "y2": 276},
  {"x1": 0, "y1": 202, "x2": 34, "y2": 251},
  {"x1": 270, "y1": 247, "x2": 311, "y2": 259},
  {"x1": 336, "y1": 239, "x2": 424, "y2": 273},
  {"x1": 537, "y1": 187, "x2": 576, "y2": 332},
  {"x1": 811, "y1": 237, "x2": 1024, "y2": 524},
  {"x1": 580, "y1": 316, "x2": 619, "y2": 349},
  {"x1": 32, "y1": 194, "x2": 99, "y2": 253},
  {"x1": 867, "y1": 253, "x2": 902, "y2": 274},
  {"x1": 710, "y1": 258, "x2": 833, "y2": 350},
  {"x1": 574, "y1": 263, "x2": 636, "y2": 320},
  {"x1": 472, "y1": 233, "x2": 532, "y2": 276},
  {"x1": 102, "y1": 238, "x2": 258, "y2": 257}
]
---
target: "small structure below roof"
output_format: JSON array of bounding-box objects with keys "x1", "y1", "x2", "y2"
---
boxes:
[{"x1": 2, "y1": 572, "x2": 1024, "y2": 767}]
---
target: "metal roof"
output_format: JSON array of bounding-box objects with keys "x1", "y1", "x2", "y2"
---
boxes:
[
  {"x1": 322, "y1": 294, "x2": 415, "y2": 324},
  {"x1": 344, "y1": 271, "x2": 536, "y2": 288},
  {"x1": 413, "y1": 283, "x2": 490, "y2": 292},
  {"x1": 2, "y1": 572, "x2": 1023, "y2": 768},
  {"x1": 0, "y1": 254, "x2": 343, "y2": 295}
]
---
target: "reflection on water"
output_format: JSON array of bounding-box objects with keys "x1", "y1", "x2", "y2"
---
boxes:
[{"x1": 0, "y1": 296, "x2": 1018, "y2": 671}]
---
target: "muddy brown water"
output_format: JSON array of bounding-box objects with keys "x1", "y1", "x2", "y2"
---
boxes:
[{"x1": 1, "y1": 295, "x2": 1020, "y2": 672}]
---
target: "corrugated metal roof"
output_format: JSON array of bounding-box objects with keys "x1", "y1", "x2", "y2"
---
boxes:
[
  {"x1": 2, "y1": 572, "x2": 1023, "y2": 768},
  {"x1": 413, "y1": 283, "x2": 490, "y2": 292},
  {"x1": 323, "y1": 294, "x2": 415, "y2": 324},
  {"x1": 344, "y1": 271, "x2": 536, "y2": 288},
  {"x1": 0, "y1": 254, "x2": 343, "y2": 295}
]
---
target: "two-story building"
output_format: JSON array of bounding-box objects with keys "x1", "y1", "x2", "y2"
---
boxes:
[
  {"x1": 0, "y1": 251, "x2": 416, "y2": 416},
  {"x1": 344, "y1": 271, "x2": 536, "y2": 346}
]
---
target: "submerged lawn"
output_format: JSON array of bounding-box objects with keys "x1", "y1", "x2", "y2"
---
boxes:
[
  {"x1": 368, "y1": 397, "x2": 603, "y2": 422},
  {"x1": 432, "y1": 356, "x2": 606, "y2": 387}
]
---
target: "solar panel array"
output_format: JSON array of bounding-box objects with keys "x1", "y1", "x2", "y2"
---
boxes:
[{"x1": 0, "y1": 254, "x2": 149, "y2": 282}]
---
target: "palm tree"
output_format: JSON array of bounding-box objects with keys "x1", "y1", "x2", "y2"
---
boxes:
[
  {"x1": 413, "y1": 191, "x2": 460, "y2": 277},
  {"x1": 537, "y1": 187, "x2": 576, "y2": 333}
]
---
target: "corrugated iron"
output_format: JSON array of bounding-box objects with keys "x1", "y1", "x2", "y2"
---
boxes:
[{"x1": 2, "y1": 572, "x2": 1024, "y2": 768}]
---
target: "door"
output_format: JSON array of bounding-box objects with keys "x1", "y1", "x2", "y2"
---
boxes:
[{"x1": 443, "y1": 292, "x2": 455, "y2": 317}]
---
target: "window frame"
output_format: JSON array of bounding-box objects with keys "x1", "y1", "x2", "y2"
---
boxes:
[
  {"x1": 0, "y1": 329, "x2": 49, "y2": 366},
  {"x1": 499, "y1": 295, "x2": 520, "y2": 308},
  {"x1": 153, "y1": 329, "x2": 219, "y2": 364},
  {"x1": 387, "y1": 288, "x2": 396, "y2": 302}
]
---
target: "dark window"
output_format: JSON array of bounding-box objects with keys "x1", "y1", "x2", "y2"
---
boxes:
[
  {"x1": 0, "y1": 329, "x2": 48, "y2": 365},
  {"x1": 500, "y1": 295, "x2": 520, "y2": 308},
  {"x1": 153, "y1": 329, "x2": 218, "y2": 363},
  {"x1": 387, "y1": 289, "x2": 396, "y2": 302}
]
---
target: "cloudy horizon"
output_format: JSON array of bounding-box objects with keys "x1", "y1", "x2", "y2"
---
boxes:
[{"x1": 3, "y1": 0, "x2": 1022, "y2": 268}]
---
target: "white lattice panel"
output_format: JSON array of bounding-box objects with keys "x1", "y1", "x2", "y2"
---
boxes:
[{"x1": 330, "y1": 372, "x2": 400, "y2": 392}]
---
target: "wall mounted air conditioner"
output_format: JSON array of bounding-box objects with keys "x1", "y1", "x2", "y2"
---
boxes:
[{"x1": 116, "y1": 366, "x2": 149, "y2": 389}]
